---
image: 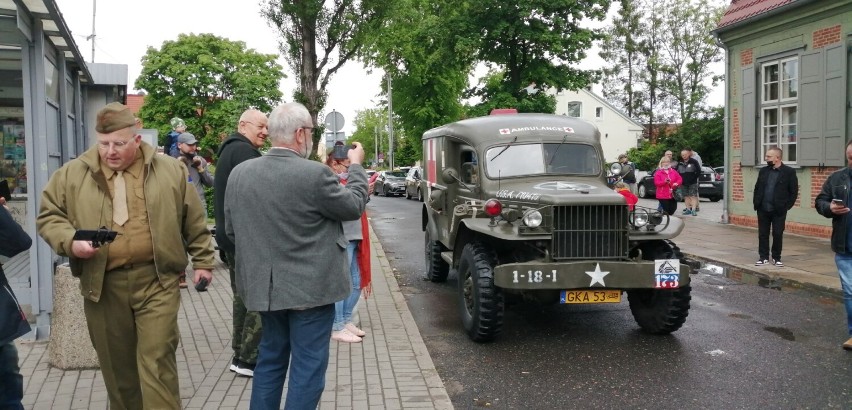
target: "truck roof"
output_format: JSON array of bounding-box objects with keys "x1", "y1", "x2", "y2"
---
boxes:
[{"x1": 422, "y1": 113, "x2": 600, "y2": 147}]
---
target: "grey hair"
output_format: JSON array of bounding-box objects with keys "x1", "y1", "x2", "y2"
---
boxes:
[{"x1": 268, "y1": 102, "x2": 312, "y2": 145}]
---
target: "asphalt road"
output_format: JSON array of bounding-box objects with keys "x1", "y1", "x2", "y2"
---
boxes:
[{"x1": 367, "y1": 193, "x2": 852, "y2": 410}]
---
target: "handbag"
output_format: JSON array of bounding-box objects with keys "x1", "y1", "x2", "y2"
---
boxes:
[{"x1": 0, "y1": 272, "x2": 30, "y2": 345}]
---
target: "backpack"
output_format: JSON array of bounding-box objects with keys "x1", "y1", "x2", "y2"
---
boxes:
[{"x1": 166, "y1": 131, "x2": 180, "y2": 158}]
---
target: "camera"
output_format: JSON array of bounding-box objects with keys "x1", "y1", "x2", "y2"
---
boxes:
[{"x1": 332, "y1": 144, "x2": 355, "y2": 160}]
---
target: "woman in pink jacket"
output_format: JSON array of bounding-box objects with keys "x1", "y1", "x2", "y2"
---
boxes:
[{"x1": 654, "y1": 156, "x2": 682, "y2": 215}]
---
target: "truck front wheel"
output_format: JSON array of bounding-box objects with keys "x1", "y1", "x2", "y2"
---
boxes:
[
  {"x1": 627, "y1": 240, "x2": 691, "y2": 334},
  {"x1": 425, "y1": 230, "x2": 449, "y2": 282},
  {"x1": 457, "y1": 242, "x2": 504, "y2": 342}
]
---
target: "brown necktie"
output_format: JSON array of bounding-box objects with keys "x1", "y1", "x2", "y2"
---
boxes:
[{"x1": 113, "y1": 171, "x2": 128, "y2": 226}]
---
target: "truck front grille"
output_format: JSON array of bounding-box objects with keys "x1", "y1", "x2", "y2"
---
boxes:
[{"x1": 551, "y1": 205, "x2": 629, "y2": 260}]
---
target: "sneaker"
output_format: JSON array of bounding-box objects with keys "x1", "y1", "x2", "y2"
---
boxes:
[
  {"x1": 691, "y1": 210, "x2": 698, "y2": 216},
  {"x1": 773, "y1": 260, "x2": 784, "y2": 267},
  {"x1": 345, "y1": 323, "x2": 366, "y2": 337},
  {"x1": 179, "y1": 272, "x2": 188, "y2": 289},
  {"x1": 229, "y1": 357, "x2": 239, "y2": 373},
  {"x1": 332, "y1": 329, "x2": 362, "y2": 343},
  {"x1": 682, "y1": 209, "x2": 692, "y2": 215},
  {"x1": 755, "y1": 259, "x2": 769, "y2": 266},
  {"x1": 233, "y1": 360, "x2": 255, "y2": 377},
  {"x1": 843, "y1": 337, "x2": 852, "y2": 351}
]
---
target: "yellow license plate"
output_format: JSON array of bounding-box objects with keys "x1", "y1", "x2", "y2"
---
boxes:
[{"x1": 560, "y1": 290, "x2": 621, "y2": 304}]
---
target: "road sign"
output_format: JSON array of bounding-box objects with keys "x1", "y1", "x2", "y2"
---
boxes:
[{"x1": 324, "y1": 110, "x2": 345, "y2": 132}]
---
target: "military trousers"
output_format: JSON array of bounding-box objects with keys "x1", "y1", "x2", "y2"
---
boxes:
[
  {"x1": 226, "y1": 251, "x2": 262, "y2": 365},
  {"x1": 83, "y1": 264, "x2": 181, "y2": 410}
]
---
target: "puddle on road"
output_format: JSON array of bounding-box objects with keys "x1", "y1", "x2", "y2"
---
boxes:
[{"x1": 700, "y1": 262, "x2": 783, "y2": 290}]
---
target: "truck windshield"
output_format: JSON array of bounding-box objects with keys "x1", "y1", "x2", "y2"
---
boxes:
[{"x1": 484, "y1": 143, "x2": 600, "y2": 178}]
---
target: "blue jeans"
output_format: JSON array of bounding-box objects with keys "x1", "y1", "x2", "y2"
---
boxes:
[
  {"x1": 333, "y1": 241, "x2": 361, "y2": 331},
  {"x1": 0, "y1": 342, "x2": 24, "y2": 409},
  {"x1": 834, "y1": 253, "x2": 852, "y2": 335},
  {"x1": 250, "y1": 304, "x2": 334, "y2": 410}
]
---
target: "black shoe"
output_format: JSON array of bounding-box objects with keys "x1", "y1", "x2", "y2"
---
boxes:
[{"x1": 232, "y1": 359, "x2": 255, "y2": 377}]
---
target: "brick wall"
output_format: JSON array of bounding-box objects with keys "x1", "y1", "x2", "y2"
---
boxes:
[
  {"x1": 813, "y1": 25, "x2": 842, "y2": 49},
  {"x1": 732, "y1": 109, "x2": 740, "y2": 150},
  {"x1": 729, "y1": 214, "x2": 832, "y2": 238},
  {"x1": 740, "y1": 48, "x2": 753, "y2": 66},
  {"x1": 811, "y1": 167, "x2": 842, "y2": 203},
  {"x1": 732, "y1": 162, "x2": 744, "y2": 202}
]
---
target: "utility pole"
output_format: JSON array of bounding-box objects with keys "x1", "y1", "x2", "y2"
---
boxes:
[
  {"x1": 387, "y1": 74, "x2": 394, "y2": 170},
  {"x1": 87, "y1": 0, "x2": 96, "y2": 62}
]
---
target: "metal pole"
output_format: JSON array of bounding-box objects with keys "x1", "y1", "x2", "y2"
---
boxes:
[
  {"x1": 387, "y1": 75, "x2": 394, "y2": 170},
  {"x1": 374, "y1": 125, "x2": 379, "y2": 167},
  {"x1": 90, "y1": 0, "x2": 96, "y2": 62},
  {"x1": 332, "y1": 109, "x2": 337, "y2": 144}
]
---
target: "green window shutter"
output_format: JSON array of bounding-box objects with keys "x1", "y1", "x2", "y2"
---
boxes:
[
  {"x1": 741, "y1": 66, "x2": 756, "y2": 166},
  {"x1": 798, "y1": 50, "x2": 824, "y2": 166},
  {"x1": 823, "y1": 44, "x2": 847, "y2": 166}
]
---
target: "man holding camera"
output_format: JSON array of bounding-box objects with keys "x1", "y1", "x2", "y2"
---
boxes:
[{"x1": 177, "y1": 132, "x2": 214, "y2": 216}]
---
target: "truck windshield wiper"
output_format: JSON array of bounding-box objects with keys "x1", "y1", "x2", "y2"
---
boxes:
[
  {"x1": 548, "y1": 135, "x2": 569, "y2": 165},
  {"x1": 490, "y1": 136, "x2": 517, "y2": 162}
]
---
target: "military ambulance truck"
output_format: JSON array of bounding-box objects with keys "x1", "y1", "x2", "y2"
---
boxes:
[{"x1": 420, "y1": 112, "x2": 695, "y2": 342}]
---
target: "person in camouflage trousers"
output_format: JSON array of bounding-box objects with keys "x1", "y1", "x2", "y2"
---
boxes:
[{"x1": 214, "y1": 109, "x2": 268, "y2": 377}]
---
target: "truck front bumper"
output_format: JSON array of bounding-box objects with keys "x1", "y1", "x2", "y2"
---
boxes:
[{"x1": 492, "y1": 260, "x2": 691, "y2": 290}]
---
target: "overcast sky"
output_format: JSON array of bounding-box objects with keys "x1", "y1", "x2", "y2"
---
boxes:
[{"x1": 53, "y1": 0, "x2": 721, "y2": 135}]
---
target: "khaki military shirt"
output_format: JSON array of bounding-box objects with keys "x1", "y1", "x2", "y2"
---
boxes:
[{"x1": 102, "y1": 150, "x2": 154, "y2": 271}]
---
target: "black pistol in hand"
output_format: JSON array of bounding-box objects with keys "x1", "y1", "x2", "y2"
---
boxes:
[
  {"x1": 195, "y1": 277, "x2": 209, "y2": 292},
  {"x1": 72, "y1": 226, "x2": 119, "y2": 248}
]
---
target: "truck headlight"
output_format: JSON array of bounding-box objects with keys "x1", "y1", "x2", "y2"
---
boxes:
[
  {"x1": 630, "y1": 208, "x2": 649, "y2": 228},
  {"x1": 522, "y1": 210, "x2": 543, "y2": 228}
]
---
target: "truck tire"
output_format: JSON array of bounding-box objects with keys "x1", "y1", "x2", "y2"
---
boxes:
[
  {"x1": 425, "y1": 230, "x2": 449, "y2": 282},
  {"x1": 457, "y1": 242, "x2": 504, "y2": 342},
  {"x1": 627, "y1": 240, "x2": 691, "y2": 334}
]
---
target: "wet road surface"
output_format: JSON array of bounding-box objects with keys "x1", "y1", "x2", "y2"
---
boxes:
[{"x1": 367, "y1": 194, "x2": 851, "y2": 409}]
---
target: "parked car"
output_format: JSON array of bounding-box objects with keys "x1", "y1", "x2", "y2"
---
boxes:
[
  {"x1": 638, "y1": 166, "x2": 723, "y2": 202},
  {"x1": 404, "y1": 166, "x2": 424, "y2": 201},
  {"x1": 374, "y1": 170, "x2": 407, "y2": 197},
  {"x1": 713, "y1": 166, "x2": 724, "y2": 180}
]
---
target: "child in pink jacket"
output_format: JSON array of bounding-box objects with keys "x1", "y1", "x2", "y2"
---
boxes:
[{"x1": 654, "y1": 157, "x2": 682, "y2": 215}]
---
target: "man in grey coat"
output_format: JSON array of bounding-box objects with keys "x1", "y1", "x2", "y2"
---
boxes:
[{"x1": 224, "y1": 102, "x2": 368, "y2": 410}]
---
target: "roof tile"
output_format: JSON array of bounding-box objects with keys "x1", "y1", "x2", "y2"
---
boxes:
[{"x1": 717, "y1": 0, "x2": 796, "y2": 29}]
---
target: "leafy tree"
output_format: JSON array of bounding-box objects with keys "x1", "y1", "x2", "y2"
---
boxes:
[
  {"x1": 469, "y1": 0, "x2": 610, "y2": 101},
  {"x1": 599, "y1": 0, "x2": 644, "y2": 118},
  {"x1": 628, "y1": 106, "x2": 723, "y2": 171},
  {"x1": 347, "y1": 108, "x2": 396, "y2": 167},
  {"x1": 658, "y1": 0, "x2": 725, "y2": 123},
  {"x1": 135, "y1": 33, "x2": 284, "y2": 154},
  {"x1": 600, "y1": 0, "x2": 724, "y2": 130},
  {"x1": 261, "y1": 0, "x2": 392, "y2": 158},
  {"x1": 466, "y1": 70, "x2": 556, "y2": 117},
  {"x1": 361, "y1": 0, "x2": 474, "y2": 159}
]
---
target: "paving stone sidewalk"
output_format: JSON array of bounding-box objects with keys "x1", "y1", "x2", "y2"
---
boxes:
[{"x1": 14, "y1": 226, "x2": 453, "y2": 409}]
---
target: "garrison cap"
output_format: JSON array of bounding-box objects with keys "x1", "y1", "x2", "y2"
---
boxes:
[{"x1": 95, "y1": 102, "x2": 136, "y2": 133}]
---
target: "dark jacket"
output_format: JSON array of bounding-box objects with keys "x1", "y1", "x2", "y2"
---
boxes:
[
  {"x1": 815, "y1": 168, "x2": 849, "y2": 253},
  {"x1": 676, "y1": 157, "x2": 701, "y2": 185},
  {"x1": 0, "y1": 206, "x2": 32, "y2": 345},
  {"x1": 753, "y1": 164, "x2": 798, "y2": 213},
  {"x1": 214, "y1": 132, "x2": 262, "y2": 253}
]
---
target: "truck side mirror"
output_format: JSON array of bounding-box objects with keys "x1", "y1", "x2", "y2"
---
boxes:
[{"x1": 442, "y1": 168, "x2": 459, "y2": 185}]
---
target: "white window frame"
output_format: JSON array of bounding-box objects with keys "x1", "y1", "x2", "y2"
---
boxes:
[
  {"x1": 760, "y1": 57, "x2": 798, "y2": 163},
  {"x1": 566, "y1": 101, "x2": 582, "y2": 117}
]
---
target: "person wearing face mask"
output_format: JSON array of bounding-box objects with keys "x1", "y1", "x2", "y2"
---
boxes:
[
  {"x1": 325, "y1": 146, "x2": 375, "y2": 343},
  {"x1": 753, "y1": 147, "x2": 798, "y2": 267},
  {"x1": 224, "y1": 102, "x2": 369, "y2": 410},
  {"x1": 654, "y1": 157, "x2": 682, "y2": 216}
]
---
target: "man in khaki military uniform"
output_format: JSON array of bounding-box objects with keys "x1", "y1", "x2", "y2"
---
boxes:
[{"x1": 37, "y1": 102, "x2": 215, "y2": 409}]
